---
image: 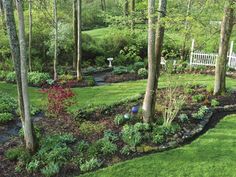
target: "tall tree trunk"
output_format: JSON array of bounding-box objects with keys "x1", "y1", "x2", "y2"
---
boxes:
[
  {"x1": 28, "y1": 0, "x2": 32, "y2": 72},
  {"x1": 214, "y1": 3, "x2": 234, "y2": 95},
  {"x1": 124, "y1": 0, "x2": 129, "y2": 16},
  {"x1": 101, "y1": 0, "x2": 106, "y2": 11},
  {"x1": 156, "y1": 0, "x2": 167, "y2": 81},
  {"x1": 130, "y1": 0, "x2": 135, "y2": 30},
  {"x1": 142, "y1": 0, "x2": 156, "y2": 123},
  {"x1": 181, "y1": 0, "x2": 192, "y2": 60},
  {"x1": 3, "y1": 0, "x2": 35, "y2": 152},
  {"x1": 53, "y1": 0, "x2": 58, "y2": 80},
  {"x1": 77, "y1": 0, "x2": 82, "y2": 80},
  {"x1": 73, "y1": 0, "x2": 78, "y2": 69}
]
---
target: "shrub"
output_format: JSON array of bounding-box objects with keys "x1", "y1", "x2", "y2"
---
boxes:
[
  {"x1": 96, "y1": 138, "x2": 118, "y2": 156},
  {"x1": 112, "y1": 66, "x2": 128, "y2": 75},
  {"x1": 58, "y1": 74, "x2": 74, "y2": 81},
  {"x1": 28, "y1": 72, "x2": 50, "y2": 85},
  {"x1": 121, "y1": 124, "x2": 142, "y2": 150},
  {"x1": 138, "y1": 68, "x2": 148, "y2": 79},
  {"x1": 5, "y1": 72, "x2": 16, "y2": 83},
  {"x1": 114, "y1": 114, "x2": 125, "y2": 125},
  {"x1": 206, "y1": 85, "x2": 214, "y2": 94},
  {"x1": 178, "y1": 114, "x2": 189, "y2": 123},
  {"x1": 79, "y1": 121, "x2": 105, "y2": 136},
  {"x1": 162, "y1": 87, "x2": 186, "y2": 127},
  {"x1": 95, "y1": 56, "x2": 106, "y2": 67},
  {"x1": 5, "y1": 147, "x2": 26, "y2": 161},
  {"x1": 41, "y1": 86, "x2": 75, "y2": 118},
  {"x1": 80, "y1": 158, "x2": 101, "y2": 172},
  {"x1": 133, "y1": 62, "x2": 145, "y2": 72},
  {"x1": 211, "y1": 99, "x2": 220, "y2": 107},
  {"x1": 0, "y1": 70, "x2": 7, "y2": 80},
  {"x1": 85, "y1": 76, "x2": 96, "y2": 86},
  {"x1": 86, "y1": 66, "x2": 97, "y2": 74},
  {"x1": 192, "y1": 94, "x2": 205, "y2": 103},
  {"x1": 192, "y1": 106, "x2": 209, "y2": 120},
  {"x1": 0, "y1": 113, "x2": 13, "y2": 124},
  {"x1": 152, "y1": 133, "x2": 165, "y2": 144},
  {"x1": 0, "y1": 92, "x2": 17, "y2": 113},
  {"x1": 103, "y1": 130, "x2": 118, "y2": 142},
  {"x1": 184, "y1": 87, "x2": 194, "y2": 94},
  {"x1": 41, "y1": 162, "x2": 60, "y2": 177}
]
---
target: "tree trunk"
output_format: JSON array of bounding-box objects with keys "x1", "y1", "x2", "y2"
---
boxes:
[
  {"x1": 142, "y1": 0, "x2": 156, "y2": 123},
  {"x1": 124, "y1": 0, "x2": 129, "y2": 16},
  {"x1": 53, "y1": 0, "x2": 58, "y2": 80},
  {"x1": 101, "y1": 0, "x2": 106, "y2": 11},
  {"x1": 28, "y1": 0, "x2": 32, "y2": 72},
  {"x1": 130, "y1": 0, "x2": 135, "y2": 30},
  {"x1": 181, "y1": 0, "x2": 192, "y2": 60},
  {"x1": 3, "y1": 0, "x2": 35, "y2": 152},
  {"x1": 73, "y1": 0, "x2": 78, "y2": 69},
  {"x1": 77, "y1": 0, "x2": 82, "y2": 80},
  {"x1": 0, "y1": 0, "x2": 6, "y2": 31},
  {"x1": 214, "y1": 4, "x2": 234, "y2": 95}
]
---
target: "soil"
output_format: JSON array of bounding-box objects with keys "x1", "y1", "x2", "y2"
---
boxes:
[
  {"x1": 1, "y1": 87, "x2": 236, "y2": 177},
  {"x1": 104, "y1": 73, "x2": 142, "y2": 83}
]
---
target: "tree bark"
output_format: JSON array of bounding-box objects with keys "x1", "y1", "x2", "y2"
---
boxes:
[
  {"x1": 28, "y1": 0, "x2": 32, "y2": 72},
  {"x1": 142, "y1": 0, "x2": 156, "y2": 123},
  {"x1": 77, "y1": 0, "x2": 82, "y2": 80},
  {"x1": 101, "y1": 0, "x2": 106, "y2": 11},
  {"x1": 73, "y1": 0, "x2": 78, "y2": 69},
  {"x1": 214, "y1": 4, "x2": 234, "y2": 95},
  {"x1": 53, "y1": 0, "x2": 58, "y2": 80},
  {"x1": 3, "y1": 0, "x2": 35, "y2": 152},
  {"x1": 16, "y1": 0, "x2": 35, "y2": 152}
]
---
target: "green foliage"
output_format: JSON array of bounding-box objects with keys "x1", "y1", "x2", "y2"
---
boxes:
[
  {"x1": 192, "y1": 94, "x2": 205, "y2": 103},
  {"x1": 0, "y1": 70, "x2": 8, "y2": 80},
  {"x1": 0, "y1": 92, "x2": 17, "y2": 113},
  {"x1": 133, "y1": 62, "x2": 145, "y2": 72},
  {"x1": 5, "y1": 147, "x2": 27, "y2": 161},
  {"x1": 19, "y1": 126, "x2": 42, "y2": 140},
  {"x1": 28, "y1": 72, "x2": 50, "y2": 85},
  {"x1": 58, "y1": 74, "x2": 74, "y2": 81},
  {"x1": 114, "y1": 114, "x2": 125, "y2": 125},
  {"x1": 41, "y1": 162, "x2": 60, "y2": 177},
  {"x1": 80, "y1": 158, "x2": 101, "y2": 172},
  {"x1": 184, "y1": 87, "x2": 194, "y2": 94},
  {"x1": 79, "y1": 121, "x2": 105, "y2": 136},
  {"x1": 5, "y1": 72, "x2": 16, "y2": 83},
  {"x1": 112, "y1": 66, "x2": 129, "y2": 75},
  {"x1": 211, "y1": 99, "x2": 220, "y2": 107},
  {"x1": 96, "y1": 137, "x2": 118, "y2": 156},
  {"x1": 137, "y1": 68, "x2": 148, "y2": 79},
  {"x1": 192, "y1": 106, "x2": 210, "y2": 120},
  {"x1": 85, "y1": 76, "x2": 96, "y2": 86},
  {"x1": 206, "y1": 85, "x2": 214, "y2": 94},
  {"x1": 0, "y1": 113, "x2": 13, "y2": 124},
  {"x1": 178, "y1": 114, "x2": 189, "y2": 123}
]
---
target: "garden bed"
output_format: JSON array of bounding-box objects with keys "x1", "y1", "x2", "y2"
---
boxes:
[{"x1": 1, "y1": 85, "x2": 236, "y2": 177}]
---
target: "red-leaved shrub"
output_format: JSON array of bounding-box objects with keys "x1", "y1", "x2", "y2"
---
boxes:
[{"x1": 41, "y1": 86, "x2": 75, "y2": 118}]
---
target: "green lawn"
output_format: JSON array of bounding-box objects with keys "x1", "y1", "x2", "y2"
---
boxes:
[
  {"x1": 83, "y1": 27, "x2": 113, "y2": 39},
  {"x1": 0, "y1": 74, "x2": 236, "y2": 111},
  {"x1": 81, "y1": 114, "x2": 236, "y2": 177}
]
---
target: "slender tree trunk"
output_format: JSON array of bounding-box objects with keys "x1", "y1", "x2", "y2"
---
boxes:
[
  {"x1": 3, "y1": 0, "x2": 35, "y2": 152},
  {"x1": 16, "y1": 0, "x2": 35, "y2": 152},
  {"x1": 77, "y1": 0, "x2": 82, "y2": 80},
  {"x1": 101, "y1": 0, "x2": 106, "y2": 11},
  {"x1": 0, "y1": 0, "x2": 6, "y2": 31},
  {"x1": 142, "y1": 0, "x2": 156, "y2": 123},
  {"x1": 53, "y1": 0, "x2": 58, "y2": 80},
  {"x1": 124, "y1": 0, "x2": 129, "y2": 16},
  {"x1": 73, "y1": 0, "x2": 78, "y2": 69},
  {"x1": 214, "y1": 4, "x2": 234, "y2": 95},
  {"x1": 130, "y1": 0, "x2": 135, "y2": 31},
  {"x1": 181, "y1": 0, "x2": 192, "y2": 60},
  {"x1": 28, "y1": 0, "x2": 32, "y2": 72}
]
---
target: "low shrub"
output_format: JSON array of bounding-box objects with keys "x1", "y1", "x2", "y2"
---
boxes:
[
  {"x1": 58, "y1": 74, "x2": 74, "y2": 81},
  {"x1": 133, "y1": 62, "x2": 145, "y2": 72},
  {"x1": 5, "y1": 147, "x2": 27, "y2": 161},
  {"x1": 112, "y1": 66, "x2": 129, "y2": 75},
  {"x1": 178, "y1": 114, "x2": 189, "y2": 123},
  {"x1": 96, "y1": 137, "x2": 118, "y2": 156},
  {"x1": 192, "y1": 94, "x2": 205, "y2": 103},
  {"x1": 80, "y1": 158, "x2": 101, "y2": 172},
  {"x1": 6, "y1": 72, "x2": 16, "y2": 83},
  {"x1": 137, "y1": 68, "x2": 148, "y2": 79},
  {"x1": 79, "y1": 121, "x2": 105, "y2": 136},
  {"x1": 211, "y1": 99, "x2": 220, "y2": 107},
  {"x1": 28, "y1": 72, "x2": 50, "y2": 86},
  {"x1": 114, "y1": 114, "x2": 125, "y2": 125},
  {"x1": 192, "y1": 106, "x2": 209, "y2": 120},
  {"x1": 85, "y1": 66, "x2": 97, "y2": 74},
  {"x1": 0, "y1": 113, "x2": 13, "y2": 124},
  {"x1": 206, "y1": 85, "x2": 214, "y2": 94},
  {"x1": 0, "y1": 70, "x2": 8, "y2": 80},
  {"x1": 41, "y1": 86, "x2": 75, "y2": 118},
  {"x1": 85, "y1": 76, "x2": 96, "y2": 86},
  {"x1": 41, "y1": 162, "x2": 59, "y2": 177}
]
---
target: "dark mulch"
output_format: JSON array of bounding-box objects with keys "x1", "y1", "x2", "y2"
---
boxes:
[{"x1": 104, "y1": 73, "x2": 142, "y2": 83}]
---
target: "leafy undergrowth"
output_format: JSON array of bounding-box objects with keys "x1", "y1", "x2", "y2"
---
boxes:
[{"x1": 80, "y1": 114, "x2": 236, "y2": 177}]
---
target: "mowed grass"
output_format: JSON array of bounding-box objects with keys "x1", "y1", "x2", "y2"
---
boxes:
[
  {"x1": 0, "y1": 74, "x2": 236, "y2": 110},
  {"x1": 83, "y1": 27, "x2": 113, "y2": 39},
  {"x1": 80, "y1": 114, "x2": 236, "y2": 177}
]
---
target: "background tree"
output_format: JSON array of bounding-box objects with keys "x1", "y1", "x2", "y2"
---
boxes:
[
  {"x1": 3, "y1": 0, "x2": 35, "y2": 152},
  {"x1": 77, "y1": 0, "x2": 82, "y2": 80},
  {"x1": 53, "y1": 0, "x2": 58, "y2": 80},
  {"x1": 28, "y1": 0, "x2": 32, "y2": 71},
  {"x1": 214, "y1": 1, "x2": 235, "y2": 95},
  {"x1": 73, "y1": 0, "x2": 78, "y2": 69}
]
